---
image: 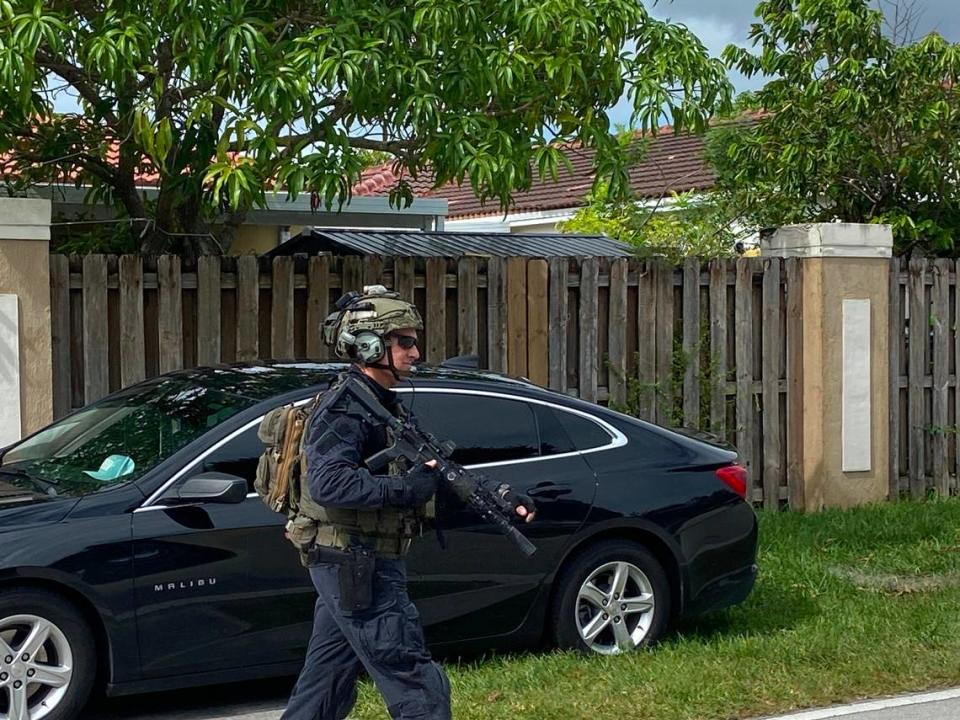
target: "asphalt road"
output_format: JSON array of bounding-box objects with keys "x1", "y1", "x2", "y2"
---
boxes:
[
  {"x1": 78, "y1": 677, "x2": 292, "y2": 720},
  {"x1": 80, "y1": 684, "x2": 960, "y2": 720},
  {"x1": 763, "y1": 688, "x2": 960, "y2": 720}
]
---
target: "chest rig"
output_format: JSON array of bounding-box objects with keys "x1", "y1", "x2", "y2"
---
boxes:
[{"x1": 287, "y1": 374, "x2": 425, "y2": 560}]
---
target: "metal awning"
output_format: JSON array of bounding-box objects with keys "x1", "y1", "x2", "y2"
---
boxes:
[{"x1": 267, "y1": 227, "x2": 632, "y2": 257}]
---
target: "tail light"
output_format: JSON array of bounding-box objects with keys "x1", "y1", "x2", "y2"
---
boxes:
[{"x1": 716, "y1": 464, "x2": 748, "y2": 500}]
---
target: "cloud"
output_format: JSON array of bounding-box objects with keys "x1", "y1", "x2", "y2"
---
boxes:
[
  {"x1": 648, "y1": 10, "x2": 763, "y2": 93},
  {"x1": 605, "y1": 7, "x2": 760, "y2": 127},
  {"x1": 604, "y1": 0, "x2": 960, "y2": 127}
]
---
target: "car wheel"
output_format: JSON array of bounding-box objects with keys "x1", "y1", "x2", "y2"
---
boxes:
[
  {"x1": 0, "y1": 589, "x2": 96, "y2": 720},
  {"x1": 553, "y1": 540, "x2": 671, "y2": 655}
]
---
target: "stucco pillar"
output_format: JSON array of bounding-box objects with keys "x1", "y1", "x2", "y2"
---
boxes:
[
  {"x1": 0, "y1": 198, "x2": 53, "y2": 443},
  {"x1": 762, "y1": 223, "x2": 892, "y2": 510}
]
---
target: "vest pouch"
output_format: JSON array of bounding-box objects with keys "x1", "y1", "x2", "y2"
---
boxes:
[
  {"x1": 324, "y1": 506, "x2": 362, "y2": 527},
  {"x1": 258, "y1": 405, "x2": 292, "y2": 445},
  {"x1": 285, "y1": 515, "x2": 319, "y2": 553},
  {"x1": 254, "y1": 451, "x2": 284, "y2": 513},
  {"x1": 357, "y1": 510, "x2": 381, "y2": 534},
  {"x1": 294, "y1": 467, "x2": 334, "y2": 522}
]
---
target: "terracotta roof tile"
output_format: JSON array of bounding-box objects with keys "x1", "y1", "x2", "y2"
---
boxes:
[
  {"x1": 1, "y1": 138, "x2": 161, "y2": 187},
  {"x1": 5, "y1": 117, "x2": 756, "y2": 213},
  {"x1": 351, "y1": 125, "x2": 729, "y2": 219},
  {"x1": 353, "y1": 165, "x2": 437, "y2": 197}
]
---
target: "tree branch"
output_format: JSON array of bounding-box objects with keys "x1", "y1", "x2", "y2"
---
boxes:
[
  {"x1": 76, "y1": 153, "x2": 122, "y2": 185},
  {"x1": 9, "y1": 145, "x2": 119, "y2": 187},
  {"x1": 34, "y1": 50, "x2": 120, "y2": 128},
  {"x1": 155, "y1": 39, "x2": 175, "y2": 122},
  {"x1": 268, "y1": 94, "x2": 351, "y2": 149}
]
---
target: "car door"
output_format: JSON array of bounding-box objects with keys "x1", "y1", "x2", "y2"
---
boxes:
[
  {"x1": 131, "y1": 418, "x2": 313, "y2": 678},
  {"x1": 398, "y1": 388, "x2": 599, "y2": 642}
]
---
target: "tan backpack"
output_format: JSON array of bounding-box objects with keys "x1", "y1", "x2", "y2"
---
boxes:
[{"x1": 254, "y1": 396, "x2": 320, "y2": 518}]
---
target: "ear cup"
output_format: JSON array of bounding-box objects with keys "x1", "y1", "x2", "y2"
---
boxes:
[{"x1": 353, "y1": 331, "x2": 385, "y2": 363}]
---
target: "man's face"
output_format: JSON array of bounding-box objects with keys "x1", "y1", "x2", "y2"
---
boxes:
[{"x1": 388, "y1": 328, "x2": 421, "y2": 374}]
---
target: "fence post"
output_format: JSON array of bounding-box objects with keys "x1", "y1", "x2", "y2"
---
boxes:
[
  {"x1": 762, "y1": 223, "x2": 892, "y2": 510},
  {"x1": 0, "y1": 198, "x2": 53, "y2": 443}
]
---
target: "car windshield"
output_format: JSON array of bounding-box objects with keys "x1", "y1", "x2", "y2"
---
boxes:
[{"x1": 1, "y1": 376, "x2": 262, "y2": 498}]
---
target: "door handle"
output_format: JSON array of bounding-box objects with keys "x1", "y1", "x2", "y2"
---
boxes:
[{"x1": 527, "y1": 484, "x2": 573, "y2": 500}]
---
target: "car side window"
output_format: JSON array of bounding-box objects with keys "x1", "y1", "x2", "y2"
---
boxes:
[
  {"x1": 551, "y1": 407, "x2": 614, "y2": 451},
  {"x1": 402, "y1": 393, "x2": 540, "y2": 465},
  {"x1": 532, "y1": 405, "x2": 577, "y2": 456},
  {"x1": 198, "y1": 425, "x2": 264, "y2": 493}
]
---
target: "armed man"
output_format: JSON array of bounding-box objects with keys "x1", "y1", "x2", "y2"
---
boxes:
[{"x1": 280, "y1": 286, "x2": 536, "y2": 720}]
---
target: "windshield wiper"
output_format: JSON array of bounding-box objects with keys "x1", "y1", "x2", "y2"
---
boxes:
[
  {"x1": 0, "y1": 491, "x2": 53, "y2": 505},
  {"x1": 0, "y1": 467, "x2": 58, "y2": 497}
]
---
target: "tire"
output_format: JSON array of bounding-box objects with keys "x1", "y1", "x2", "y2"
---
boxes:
[
  {"x1": 0, "y1": 589, "x2": 97, "y2": 720},
  {"x1": 552, "y1": 540, "x2": 671, "y2": 655}
]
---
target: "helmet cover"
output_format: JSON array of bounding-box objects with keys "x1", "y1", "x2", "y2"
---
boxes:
[{"x1": 322, "y1": 285, "x2": 423, "y2": 360}]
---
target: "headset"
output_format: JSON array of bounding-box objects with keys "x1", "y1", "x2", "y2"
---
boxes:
[{"x1": 340, "y1": 330, "x2": 386, "y2": 363}]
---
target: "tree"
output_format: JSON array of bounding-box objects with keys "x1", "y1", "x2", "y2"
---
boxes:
[
  {"x1": 0, "y1": 0, "x2": 731, "y2": 254},
  {"x1": 560, "y1": 183, "x2": 742, "y2": 263},
  {"x1": 708, "y1": 0, "x2": 960, "y2": 255}
]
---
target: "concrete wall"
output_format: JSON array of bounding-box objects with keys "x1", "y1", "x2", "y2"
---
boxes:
[
  {"x1": 802, "y1": 257, "x2": 890, "y2": 508},
  {"x1": 0, "y1": 198, "x2": 53, "y2": 440},
  {"x1": 230, "y1": 223, "x2": 282, "y2": 255}
]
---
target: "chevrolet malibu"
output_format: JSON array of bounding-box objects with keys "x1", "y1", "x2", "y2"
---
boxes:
[{"x1": 0, "y1": 362, "x2": 757, "y2": 720}]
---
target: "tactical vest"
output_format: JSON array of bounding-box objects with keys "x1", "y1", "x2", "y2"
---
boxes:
[{"x1": 284, "y1": 374, "x2": 426, "y2": 560}]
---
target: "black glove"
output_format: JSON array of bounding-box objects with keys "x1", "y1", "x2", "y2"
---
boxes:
[
  {"x1": 387, "y1": 464, "x2": 440, "y2": 508},
  {"x1": 494, "y1": 483, "x2": 536, "y2": 519}
]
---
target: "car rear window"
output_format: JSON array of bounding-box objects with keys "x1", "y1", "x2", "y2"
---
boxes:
[
  {"x1": 533, "y1": 405, "x2": 577, "y2": 455},
  {"x1": 550, "y1": 407, "x2": 614, "y2": 451}
]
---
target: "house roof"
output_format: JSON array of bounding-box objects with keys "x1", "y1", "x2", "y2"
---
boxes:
[
  {"x1": 0, "y1": 127, "x2": 163, "y2": 188},
  {"x1": 352, "y1": 126, "x2": 722, "y2": 220},
  {"x1": 5, "y1": 117, "x2": 753, "y2": 222},
  {"x1": 266, "y1": 227, "x2": 632, "y2": 258}
]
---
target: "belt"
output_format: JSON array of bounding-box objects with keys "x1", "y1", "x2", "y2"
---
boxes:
[{"x1": 315, "y1": 526, "x2": 412, "y2": 558}]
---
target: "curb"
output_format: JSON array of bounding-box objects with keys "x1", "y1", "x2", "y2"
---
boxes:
[{"x1": 761, "y1": 687, "x2": 960, "y2": 719}]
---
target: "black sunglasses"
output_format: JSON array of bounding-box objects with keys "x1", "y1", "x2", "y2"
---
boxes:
[{"x1": 392, "y1": 335, "x2": 420, "y2": 350}]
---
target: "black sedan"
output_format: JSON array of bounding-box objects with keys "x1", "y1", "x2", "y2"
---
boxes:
[{"x1": 0, "y1": 362, "x2": 757, "y2": 720}]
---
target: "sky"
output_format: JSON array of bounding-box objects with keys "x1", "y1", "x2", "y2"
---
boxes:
[{"x1": 606, "y1": 0, "x2": 960, "y2": 127}]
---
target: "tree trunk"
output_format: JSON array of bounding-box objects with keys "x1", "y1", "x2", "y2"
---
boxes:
[
  {"x1": 215, "y1": 207, "x2": 249, "y2": 255},
  {"x1": 113, "y1": 179, "x2": 156, "y2": 251},
  {"x1": 141, "y1": 185, "x2": 177, "y2": 254}
]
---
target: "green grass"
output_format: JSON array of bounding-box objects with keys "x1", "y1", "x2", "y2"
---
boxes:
[{"x1": 351, "y1": 498, "x2": 960, "y2": 719}]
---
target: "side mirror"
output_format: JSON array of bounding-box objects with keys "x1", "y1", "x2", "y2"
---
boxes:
[{"x1": 177, "y1": 472, "x2": 248, "y2": 504}]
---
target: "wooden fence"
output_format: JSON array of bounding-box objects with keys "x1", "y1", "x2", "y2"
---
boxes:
[
  {"x1": 50, "y1": 253, "x2": 800, "y2": 508},
  {"x1": 889, "y1": 256, "x2": 960, "y2": 499}
]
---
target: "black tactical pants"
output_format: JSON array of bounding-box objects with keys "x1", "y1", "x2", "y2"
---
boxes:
[{"x1": 281, "y1": 558, "x2": 451, "y2": 720}]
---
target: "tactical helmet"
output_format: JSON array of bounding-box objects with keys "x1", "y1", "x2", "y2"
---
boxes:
[{"x1": 322, "y1": 285, "x2": 423, "y2": 363}]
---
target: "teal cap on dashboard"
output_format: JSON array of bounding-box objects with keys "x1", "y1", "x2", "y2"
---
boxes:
[{"x1": 83, "y1": 454, "x2": 135, "y2": 481}]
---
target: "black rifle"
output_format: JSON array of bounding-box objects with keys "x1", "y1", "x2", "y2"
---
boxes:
[{"x1": 328, "y1": 377, "x2": 537, "y2": 558}]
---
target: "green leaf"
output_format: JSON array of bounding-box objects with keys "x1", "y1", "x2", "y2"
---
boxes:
[
  {"x1": 712, "y1": 0, "x2": 960, "y2": 255},
  {"x1": 0, "y1": 0, "x2": 736, "y2": 252}
]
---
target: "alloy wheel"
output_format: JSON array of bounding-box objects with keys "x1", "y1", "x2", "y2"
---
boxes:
[
  {"x1": 0, "y1": 614, "x2": 73, "y2": 720},
  {"x1": 575, "y1": 560, "x2": 655, "y2": 654}
]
